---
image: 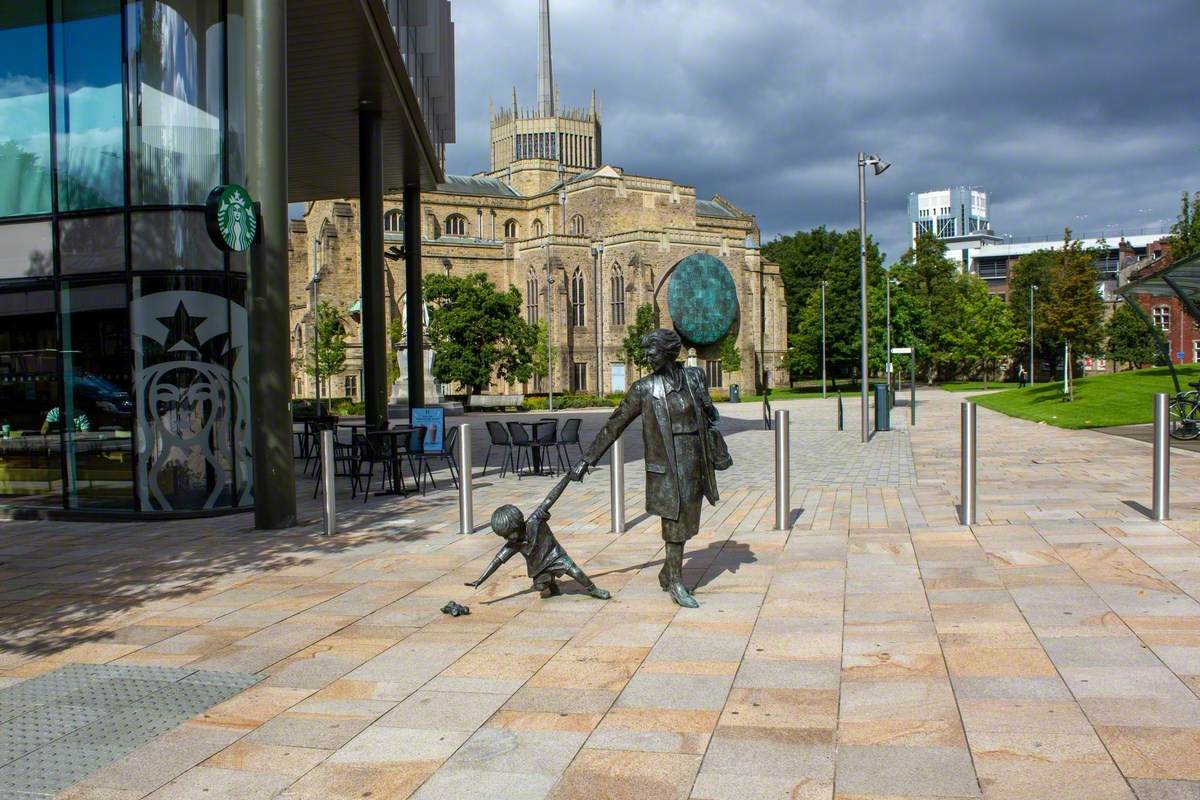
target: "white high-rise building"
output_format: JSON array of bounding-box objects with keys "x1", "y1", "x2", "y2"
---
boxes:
[{"x1": 908, "y1": 186, "x2": 1000, "y2": 269}]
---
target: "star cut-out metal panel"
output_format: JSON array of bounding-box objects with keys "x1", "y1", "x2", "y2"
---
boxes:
[
  {"x1": 666, "y1": 253, "x2": 739, "y2": 346},
  {"x1": 0, "y1": 664, "x2": 260, "y2": 798}
]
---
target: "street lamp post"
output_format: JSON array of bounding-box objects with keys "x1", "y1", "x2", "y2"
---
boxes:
[
  {"x1": 858, "y1": 152, "x2": 890, "y2": 443},
  {"x1": 820, "y1": 280, "x2": 827, "y2": 400},
  {"x1": 1029, "y1": 284, "x2": 1038, "y2": 386},
  {"x1": 886, "y1": 276, "x2": 898, "y2": 397}
]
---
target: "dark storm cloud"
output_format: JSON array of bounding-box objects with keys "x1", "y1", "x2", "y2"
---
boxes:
[{"x1": 448, "y1": 0, "x2": 1200, "y2": 262}]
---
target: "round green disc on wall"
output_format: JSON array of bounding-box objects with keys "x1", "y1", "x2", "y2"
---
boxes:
[
  {"x1": 666, "y1": 253, "x2": 738, "y2": 345},
  {"x1": 205, "y1": 184, "x2": 259, "y2": 252}
]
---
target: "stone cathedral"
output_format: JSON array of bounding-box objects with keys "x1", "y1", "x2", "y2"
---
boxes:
[{"x1": 287, "y1": 1, "x2": 788, "y2": 402}]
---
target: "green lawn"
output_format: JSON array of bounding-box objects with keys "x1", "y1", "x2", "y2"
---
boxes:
[
  {"x1": 740, "y1": 381, "x2": 866, "y2": 403},
  {"x1": 967, "y1": 366, "x2": 1200, "y2": 429},
  {"x1": 940, "y1": 380, "x2": 1018, "y2": 392}
]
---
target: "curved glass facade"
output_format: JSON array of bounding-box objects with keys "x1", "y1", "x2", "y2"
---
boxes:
[{"x1": 0, "y1": 0, "x2": 251, "y2": 515}]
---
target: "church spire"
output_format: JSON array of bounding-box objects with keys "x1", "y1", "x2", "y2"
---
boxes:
[{"x1": 537, "y1": 0, "x2": 555, "y2": 117}]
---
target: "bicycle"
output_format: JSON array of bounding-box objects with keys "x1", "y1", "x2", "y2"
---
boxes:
[{"x1": 1169, "y1": 381, "x2": 1200, "y2": 440}]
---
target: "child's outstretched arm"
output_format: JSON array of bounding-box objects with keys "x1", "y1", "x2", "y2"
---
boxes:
[
  {"x1": 465, "y1": 544, "x2": 518, "y2": 587},
  {"x1": 535, "y1": 473, "x2": 573, "y2": 520}
]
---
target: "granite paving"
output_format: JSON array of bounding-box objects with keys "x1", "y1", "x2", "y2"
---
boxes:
[{"x1": 1, "y1": 389, "x2": 1199, "y2": 798}]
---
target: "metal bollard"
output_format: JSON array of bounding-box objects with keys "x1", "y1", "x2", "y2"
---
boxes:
[
  {"x1": 1153, "y1": 393, "x2": 1170, "y2": 520},
  {"x1": 610, "y1": 436, "x2": 625, "y2": 533},
  {"x1": 458, "y1": 423, "x2": 474, "y2": 534},
  {"x1": 960, "y1": 401, "x2": 976, "y2": 525},
  {"x1": 837, "y1": 392, "x2": 843, "y2": 431},
  {"x1": 774, "y1": 409, "x2": 790, "y2": 530},
  {"x1": 320, "y1": 429, "x2": 335, "y2": 536}
]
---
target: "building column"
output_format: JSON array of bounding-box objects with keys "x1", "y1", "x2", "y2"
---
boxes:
[
  {"x1": 359, "y1": 107, "x2": 387, "y2": 431},
  {"x1": 403, "y1": 185, "x2": 424, "y2": 408},
  {"x1": 245, "y1": 0, "x2": 296, "y2": 529}
]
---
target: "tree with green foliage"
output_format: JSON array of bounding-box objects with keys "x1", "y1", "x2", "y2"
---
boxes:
[
  {"x1": 1007, "y1": 248, "x2": 1056, "y2": 382},
  {"x1": 888, "y1": 231, "x2": 959, "y2": 382},
  {"x1": 530, "y1": 320, "x2": 550, "y2": 386},
  {"x1": 948, "y1": 276, "x2": 1020, "y2": 387},
  {"x1": 1169, "y1": 190, "x2": 1200, "y2": 260},
  {"x1": 306, "y1": 301, "x2": 348, "y2": 392},
  {"x1": 423, "y1": 273, "x2": 537, "y2": 398},
  {"x1": 718, "y1": 329, "x2": 742, "y2": 382},
  {"x1": 778, "y1": 228, "x2": 885, "y2": 383},
  {"x1": 621, "y1": 303, "x2": 658, "y2": 374},
  {"x1": 1105, "y1": 303, "x2": 1162, "y2": 370},
  {"x1": 1041, "y1": 230, "x2": 1106, "y2": 400}
]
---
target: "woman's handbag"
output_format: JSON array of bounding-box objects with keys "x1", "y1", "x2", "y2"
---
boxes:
[{"x1": 707, "y1": 424, "x2": 732, "y2": 471}]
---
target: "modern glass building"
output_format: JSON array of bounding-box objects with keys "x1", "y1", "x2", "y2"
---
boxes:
[{"x1": 0, "y1": 1, "x2": 451, "y2": 519}]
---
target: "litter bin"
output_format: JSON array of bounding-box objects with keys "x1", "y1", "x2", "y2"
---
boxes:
[
  {"x1": 729, "y1": 384, "x2": 740, "y2": 403},
  {"x1": 874, "y1": 383, "x2": 890, "y2": 431}
]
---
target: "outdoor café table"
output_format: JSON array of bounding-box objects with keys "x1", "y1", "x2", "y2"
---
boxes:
[
  {"x1": 366, "y1": 426, "x2": 421, "y2": 495},
  {"x1": 518, "y1": 419, "x2": 556, "y2": 476},
  {"x1": 337, "y1": 422, "x2": 368, "y2": 442}
]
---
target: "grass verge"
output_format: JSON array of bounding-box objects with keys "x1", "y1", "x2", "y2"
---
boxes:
[{"x1": 968, "y1": 366, "x2": 1200, "y2": 429}]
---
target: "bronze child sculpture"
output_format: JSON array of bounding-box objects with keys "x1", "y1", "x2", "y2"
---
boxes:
[
  {"x1": 569, "y1": 328, "x2": 729, "y2": 608},
  {"x1": 466, "y1": 481, "x2": 611, "y2": 600}
]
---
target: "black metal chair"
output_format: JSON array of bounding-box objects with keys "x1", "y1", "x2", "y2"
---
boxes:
[
  {"x1": 505, "y1": 421, "x2": 536, "y2": 478},
  {"x1": 556, "y1": 417, "x2": 584, "y2": 467},
  {"x1": 312, "y1": 432, "x2": 357, "y2": 499},
  {"x1": 533, "y1": 419, "x2": 560, "y2": 475},
  {"x1": 302, "y1": 416, "x2": 338, "y2": 476},
  {"x1": 350, "y1": 433, "x2": 392, "y2": 502},
  {"x1": 394, "y1": 424, "x2": 426, "y2": 494},
  {"x1": 412, "y1": 425, "x2": 459, "y2": 492},
  {"x1": 482, "y1": 420, "x2": 511, "y2": 477}
]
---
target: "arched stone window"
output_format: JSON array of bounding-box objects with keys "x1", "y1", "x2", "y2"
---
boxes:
[
  {"x1": 532, "y1": 218, "x2": 544, "y2": 237},
  {"x1": 610, "y1": 264, "x2": 625, "y2": 325},
  {"x1": 504, "y1": 219, "x2": 519, "y2": 239},
  {"x1": 384, "y1": 209, "x2": 403, "y2": 233},
  {"x1": 570, "y1": 214, "x2": 585, "y2": 235},
  {"x1": 526, "y1": 269, "x2": 540, "y2": 324},
  {"x1": 445, "y1": 214, "x2": 467, "y2": 236},
  {"x1": 570, "y1": 268, "x2": 586, "y2": 327}
]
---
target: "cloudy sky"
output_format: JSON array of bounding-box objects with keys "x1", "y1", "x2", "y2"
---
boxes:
[{"x1": 446, "y1": 0, "x2": 1200, "y2": 263}]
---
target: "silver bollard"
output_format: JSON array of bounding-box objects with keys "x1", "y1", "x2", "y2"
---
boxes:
[
  {"x1": 320, "y1": 429, "x2": 335, "y2": 536},
  {"x1": 960, "y1": 401, "x2": 976, "y2": 525},
  {"x1": 458, "y1": 423, "x2": 474, "y2": 534},
  {"x1": 1154, "y1": 393, "x2": 1170, "y2": 520},
  {"x1": 610, "y1": 436, "x2": 625, "y2": 533},
  {"x1": 774, "y1": 409, "x2": 790, "y2": 530}
]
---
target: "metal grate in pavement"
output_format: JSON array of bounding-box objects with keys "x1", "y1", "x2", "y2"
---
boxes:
[{"x1": 0, "y1": 664, "x2": 259, "y2": 798}]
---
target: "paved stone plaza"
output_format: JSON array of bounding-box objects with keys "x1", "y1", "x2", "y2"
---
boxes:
[{"x1": 3, "y1": 389, "x2": 1200, "y2": 799}]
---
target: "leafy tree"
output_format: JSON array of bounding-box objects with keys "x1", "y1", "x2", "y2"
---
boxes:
[
  {"x1": 888, "y1": 231, "x2": 959, "y2": 382},
  {"x1": 1007, "y1": 249, "x2": 1056, "y2": 382},
  {"x1": 1040, "y1": 230, "x2": 1106, "y2": 400},
  {"x1": 764, "y1": 226, "x2": 849, "y2": 337},
  {"x1": 530, "y1": 320, "x2": 550, "y2": 386},
  {"x1": 780, "y1": 228, "x2": 885, "y2": 383},
  {"x1": 423, "y1": 273, "x2": 537, "y2": 397},
  {"x1": 305, "y1": 301, "x2": 347, "y2": 390},
  {"x1": 718, "y1": 329, "x2": 742, "y2": 381},
  {"x1": 1105, "y1": 303, "x2": 1162, "y2": 370},
  {"x1": 948, "y1": 276, "x2": 1019, "y2": 387},
  {"x1": 621, "y1": 303, "x2": 657, "y2": 373},
  {"x1": 1169, "y1": 190, "x2": 1200, "y2": 259}
]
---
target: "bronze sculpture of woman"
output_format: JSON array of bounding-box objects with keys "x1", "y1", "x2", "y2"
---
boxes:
[{"x1": 570, "y1": 328, "x2": 724, "y2": 608}]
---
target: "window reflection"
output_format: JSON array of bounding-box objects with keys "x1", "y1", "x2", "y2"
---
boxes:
[
  {"x1": 54, "y1": 0, "x2": 125, "y2": 210},
  {"x1": 0, "y1": 6, "x2": 53, "y2": 217},
  {"x1": 0, "y1": 289, "x2": 62, "y2": 505},
  {"x1": 128, "y1": 0, "x2": 223, "y2": 205},
  {"x1": 0, "y1": 222, "x2": 53, "y2": 279},
  {"x1": 61, "y1": 282, "x2": 134, "y2": 508}
]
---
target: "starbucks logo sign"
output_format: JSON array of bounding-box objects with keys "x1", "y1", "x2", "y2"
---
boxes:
[{"x1": 205, "y1": 184, "x2": 258, "y2": 252}]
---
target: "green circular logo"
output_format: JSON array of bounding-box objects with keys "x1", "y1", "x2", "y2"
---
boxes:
[{"x1": 206, "y1": 184, "x2": 258, "y2": 252}]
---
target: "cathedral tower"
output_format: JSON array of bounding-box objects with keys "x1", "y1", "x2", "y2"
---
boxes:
[{"x1": 488, "y1": 0, "x2": 602, "y2": 193}]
